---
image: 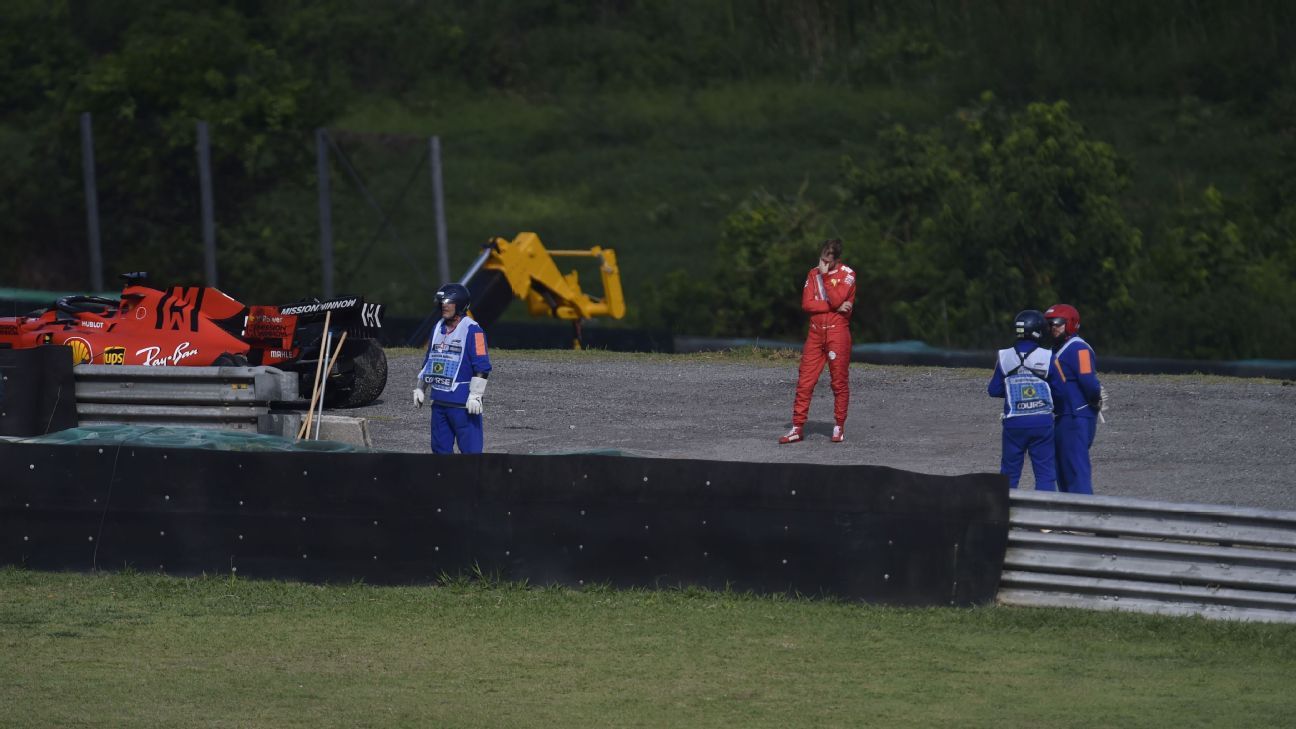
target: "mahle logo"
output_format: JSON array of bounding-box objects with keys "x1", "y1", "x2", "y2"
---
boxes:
[{"x1": 103, "y1": 346, "x2": 126, "y2": 365}]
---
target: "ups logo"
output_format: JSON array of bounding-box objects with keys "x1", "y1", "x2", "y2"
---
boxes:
[{"x1": 103, "y1": 346, "x2": 126, "y2": 365}]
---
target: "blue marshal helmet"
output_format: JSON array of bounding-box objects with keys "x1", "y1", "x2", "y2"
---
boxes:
[
  {"x1": 1014, "y1": 309, "x2": 1046, "y2": 342},
  {"x1": 434, "y1": 283, "x2": 471, "y2": 317}
]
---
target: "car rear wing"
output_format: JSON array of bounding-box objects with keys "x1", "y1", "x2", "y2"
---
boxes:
[{"x1": 277, "y1": 296, "x2": 384, "y2": 335}]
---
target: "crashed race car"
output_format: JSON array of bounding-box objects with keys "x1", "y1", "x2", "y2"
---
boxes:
[{"x1": 0, "y1": 272, "x2": 388, "y2": 408}]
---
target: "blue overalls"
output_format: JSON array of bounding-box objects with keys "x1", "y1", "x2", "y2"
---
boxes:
[
  {"x1": 418, "y1": 316, "x2": 492, "y2": 454},
  {"x1": 1051, "y1": 336, "x2": 1101, "y2": 494},
  {"x1": 988, "y1": 342, "x2": 1060, "y2": 490}
]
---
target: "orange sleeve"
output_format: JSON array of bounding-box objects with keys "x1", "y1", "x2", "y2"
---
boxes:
[
  {"x1": 1078, "y1": 349, "x2": 1092, "y2": 374},
  {"x1": 474, "y1": 332, "x2": 487, "y2": 356}
]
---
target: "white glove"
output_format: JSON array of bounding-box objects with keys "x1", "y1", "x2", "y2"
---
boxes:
[
  {"x1": 466, "y1": 376, "x2": 487, "y2": 415},
  {"x1": 412, "y1": 387, "x2": 425, "y2": 408},
  {"x1": 1099, "y1": 386, "x2": 1109, "y2": 413}
]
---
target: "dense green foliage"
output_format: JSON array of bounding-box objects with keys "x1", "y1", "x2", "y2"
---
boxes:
[
  {"x1": 2, "y1": 1, "x2": 1294, "y2": 357},
  {"x1": 5, "y1": 568, "x2": 1296, "y2": 727}
]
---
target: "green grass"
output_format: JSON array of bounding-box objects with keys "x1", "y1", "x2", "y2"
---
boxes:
[
  {"x1": 1072, "y1": 93, "x2": 1288, "y2": 229},
  {"x1": 310, "y1": 81, "x2": 1284, "y2": 338},
  {"x1": 321, "y1": 82, "x2": 945, "y2": 321},
  {"x1": 3, "y1": 567, "x2": 1293, "y2": 728}
]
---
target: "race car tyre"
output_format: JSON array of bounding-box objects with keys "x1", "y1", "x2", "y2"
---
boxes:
[
  {"x1": 325, "y1": 338, "x2": 388, "y2": 409},
  {"x1": 212, "y1": 353, "x2": 250, "y2": 367}
]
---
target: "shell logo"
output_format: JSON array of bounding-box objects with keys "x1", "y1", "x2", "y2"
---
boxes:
[{"x1": 66, "y1": 337, "x2": 93, "y2": 365}]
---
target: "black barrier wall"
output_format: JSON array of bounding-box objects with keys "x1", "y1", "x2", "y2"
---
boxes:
[
  {"x1": 0, "y1": 346, "x2": 78, "y2": 437},
  {"x1": 0, "y1": 442, "x2": 1010, "y2": 606}
]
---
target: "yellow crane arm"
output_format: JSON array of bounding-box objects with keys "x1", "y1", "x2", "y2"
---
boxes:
[{"x1": 482, "y1": 232, "x2": 626, "y2": 321}]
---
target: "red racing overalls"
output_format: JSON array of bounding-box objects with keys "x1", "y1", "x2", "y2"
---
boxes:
[{"x1": 791, "y1": 263, "x2": 857, "y2": 427}]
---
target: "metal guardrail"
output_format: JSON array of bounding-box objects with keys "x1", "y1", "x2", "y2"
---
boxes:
[
  {"x1": 999, "y1": 491, "x2": 1296, "y2": 623},
  {"x1": 74, "y1": 365, "x2": 301, "y2": 435}
]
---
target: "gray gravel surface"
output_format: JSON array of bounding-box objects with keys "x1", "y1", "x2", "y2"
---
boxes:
[{"x1": 353, "y1": 350, "x2": 1296, "y2": 512}]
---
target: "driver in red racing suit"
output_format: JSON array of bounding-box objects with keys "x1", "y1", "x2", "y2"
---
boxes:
[{"x1": 779, "y1": 239, "x2": 857, "y2": 444}]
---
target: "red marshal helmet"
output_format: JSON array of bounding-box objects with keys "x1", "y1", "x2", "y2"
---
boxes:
[{"x1": 1044, "y1": 303, "x2": 1081, "y2": 337}]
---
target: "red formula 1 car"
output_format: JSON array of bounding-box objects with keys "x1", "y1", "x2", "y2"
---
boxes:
[{"x1": 0, "y1": 273, "x2": 388, "y2": 408}]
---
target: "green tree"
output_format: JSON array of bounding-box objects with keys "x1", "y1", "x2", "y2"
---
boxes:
[
  {"x1": 47, "y1": 7, "x2": 338, "y2": 296},
  {"x1": 709, "y1": 187, "x2": 828, "y2": 338},
  {"x1": 1134, "y1": 184, "x2": 1296, "y2": 359},
  {"x1": 838, "y1": 96, "x2": 1142, "y2": 349},
  {"x1": 640, "y1": 186, "x2": 836, "y2": 339}
]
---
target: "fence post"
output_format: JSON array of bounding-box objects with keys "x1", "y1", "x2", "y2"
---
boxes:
[
  {"x1": 80, "y1": 112, "x2": 104, "y2": 292},
  {"x1": 316, "y1": 128, "x2": 334, "y2": 298},
  {"x1": 430, "y1": 135, "x2": 450, "y2": 285},
  {"x1": 196, "y1": 120, "x2": 218, "y2": 287}
]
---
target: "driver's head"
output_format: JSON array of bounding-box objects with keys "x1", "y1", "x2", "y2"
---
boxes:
[{"x1": 819, "y1": 238, "x2": 843, "y2": 267}]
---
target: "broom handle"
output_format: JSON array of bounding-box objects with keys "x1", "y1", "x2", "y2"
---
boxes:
[
  {"x1": 313, "y1": 330, "x2": 348, "y2": 440},
  {"x1": 296, "y1": 310, "x2": 332, "y2": 440}
]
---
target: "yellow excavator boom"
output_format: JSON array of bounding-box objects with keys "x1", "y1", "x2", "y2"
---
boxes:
[
  {"x1": 461, "y1": 232, "x2": 626, "y2": 334},
  {"x1": 484, "y1": 232, "x2": 625, "y2": 320}
]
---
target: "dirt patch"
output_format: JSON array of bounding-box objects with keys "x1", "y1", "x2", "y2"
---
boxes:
[{"x1": 355, "y1": 350, "x2": 1296, "y2": 512}]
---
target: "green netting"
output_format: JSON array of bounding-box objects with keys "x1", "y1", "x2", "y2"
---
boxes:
[{"x1": 15, "y1": 424, "x2": 366, "y2": 452}]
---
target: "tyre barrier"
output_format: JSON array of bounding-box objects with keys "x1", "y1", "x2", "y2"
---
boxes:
[
  {"x1": 999, "y1": 491, "x2": 1296, "y2": 623},
  {"x1": 73, "y1": 364, "x2": 301, "y2": 436},
  {"x1": 0, "y1": 346, "x2": 79, "y2": 437},
  {"x1": 0, "y1": 444, "x2": 1009, "y2": 607},
  {"x1": 7, "y1": 427, "x2": 1293, "y2": 621}
]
